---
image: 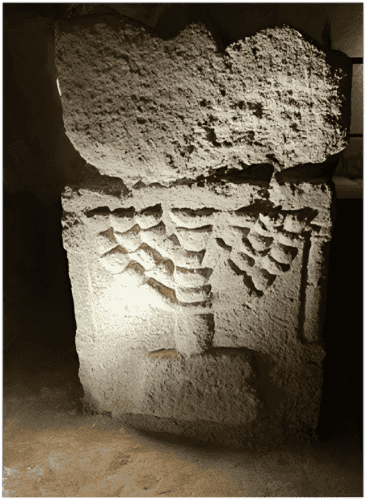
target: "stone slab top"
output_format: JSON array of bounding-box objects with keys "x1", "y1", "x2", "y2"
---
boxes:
[{"x1": 56, "y1": 16, "x2": 348, "y2": 189}]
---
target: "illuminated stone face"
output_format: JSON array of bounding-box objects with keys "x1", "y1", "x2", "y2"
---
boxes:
[
  {"x1": 55, "y1": 18, "x2": 347, "y2": 189},
  {"x1": 88, "y1": 200, "x2": 324, "y2": 353},
  {"x1": 56, "y1": 15, "x2": 346, "y2": 447},
  {"x1": 62, "y1": 179, "x2": 331, "y2": 447}
]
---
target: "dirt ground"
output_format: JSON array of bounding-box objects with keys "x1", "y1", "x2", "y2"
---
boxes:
[{"x1": 3, "y1": 337, "x2": 363, "y2": 497}]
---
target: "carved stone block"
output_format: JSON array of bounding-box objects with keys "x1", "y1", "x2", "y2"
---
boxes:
[
  {"x1": 56, "y1": 15, "x2": 346, "y2": 447},
  {"x1": 62, "y1": 178, "x2": 332, "y2": 447}
]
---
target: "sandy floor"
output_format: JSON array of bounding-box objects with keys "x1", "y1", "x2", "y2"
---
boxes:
[{"x1": 3, "y1": 338, "x2": 363, "y2": 497}]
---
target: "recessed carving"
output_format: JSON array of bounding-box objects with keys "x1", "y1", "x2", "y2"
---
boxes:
[
  {"x1": 225, "y1": 208, "x2": 312, "y2": 295},
  {"x1": 96, "y1": 228, "x2": 117, "y2": 255},
  {"x1": 283, "y1": 214, "x2": 309, "y2": 233},
  {"x1": 126, "y1": 260, "x2": 145, "y2": 275},
  {"x1": 240, "y1": 238, "x2": 258, "y2": 258},
  {"x1": 134, "y1": 244, "x2": 160, "y2": 270},
  {"x1": 174, "y1": 248, "x2": 206, "y2": 268},
  {"x1": 116, "y1": 261, "x2": 146, "y2": 287},
  {"x1": 135, "y1": 204, "x2": 163, "y2": 229},
  {"x1": 247, "y1": 232, "x2": 274, "y2": 252},
  {"x1": 251, "y1": 267, "x2": 276, "y2": 292},
  {"x1": 262, "y1": 255, "x2": 291, "y2": 275},
  {"x1": 270, "y1": 243, "x2": 298, "y2": 264},
  {"x1": 174, "y1": 267, "x2": 213, "y2": 288},
  {"x1": 230, "y1": 226, "x2": 251, "y2": 239},
  {"x1": 147, "y1": 277, "x2": 178, "y2": 304},
  {"x1": 176, "y1": 284, "x2": 212, "y2": 303},
  {"x1": 216, "y1": 238, "x2": 232, "y2": 251},
  {"x1": 86, "y1": 206, "x2": 111, "y2": 219},
  {"x1": 114, "y1": 224, "x2": 142, "y2": 252},
  {"x1": 242, "y1": 271, "x2": 264, "y2": 298},
  {"x1": 148, "y1": 349, "x2": 180, "y2": 360},
  {"x1": 111, "y1": 207, "x2": 136, "y2": 232},
  {"x1": 230, "y1": 252, "x2": 255, "y2": 272},
  {"x1": 100, "y1": 246, "x2": 130, "y2": 273},
  {"x1": 94, "y1": 204, "x2": 316, "y2": 308},
  {"x1": 169, "y1": 208, "x2": 217, "y2": 228},
  {"x1": 176, "y1": 225, "x2": 213, "y2": 251}
]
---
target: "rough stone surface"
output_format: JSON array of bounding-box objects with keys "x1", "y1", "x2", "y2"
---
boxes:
[
  {"x1": 57, "y1": 15, "x2": 340, "y2": 447},
  {"x1": 62, "y1": 176, "x2": 332, "y2": 447},
  {"x1": 55, "y1": 16, "x2": 347, "y2": 189}
]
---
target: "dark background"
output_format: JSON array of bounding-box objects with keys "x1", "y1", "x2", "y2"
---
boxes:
[{"x1": 3, "y1": 3, "x2": 363, "y2": 443}]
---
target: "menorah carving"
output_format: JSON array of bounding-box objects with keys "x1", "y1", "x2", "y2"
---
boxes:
[
  {"x1": 61, "y1": 175, "x2": 333, "y2": 447},
  {"x1": 57, "y1": 15, "x2": 343, "y2": 447},
  {"x1": 95, "y1": 206, "x2": 316, "y2": 289},
  {"x1": 80, "y1": 199, "x2": 323, "y2": 361}
]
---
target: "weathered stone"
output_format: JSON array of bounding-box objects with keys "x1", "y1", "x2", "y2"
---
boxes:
[
  {"x1": 56, "y1": 16, "x2": 342, "y2": 447},
  {"x1": 61, "y1": 176, "x2": 332, "y2": 446},
  {"x1": 55, "y1": 18, "x2": 347, "y2": 189}
]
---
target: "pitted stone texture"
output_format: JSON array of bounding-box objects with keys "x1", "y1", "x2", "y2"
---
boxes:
[
  {"x1": 143, "y1": 348, "x2": 260, "y2": 424},
  {"x1": 55, "y1": 19, "x2": 347, "y2": 188},
  {"x1": 62, "y1": 179, "x2": 332, "y2": 446}
]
